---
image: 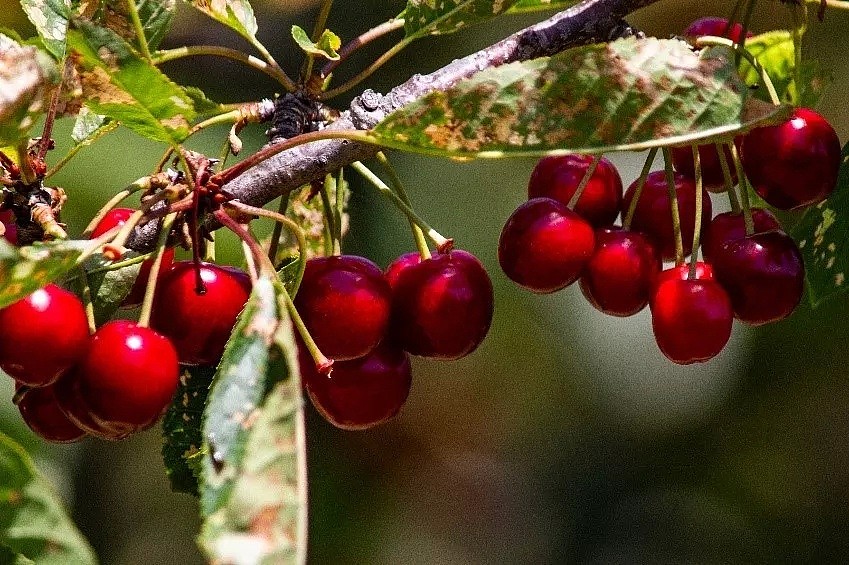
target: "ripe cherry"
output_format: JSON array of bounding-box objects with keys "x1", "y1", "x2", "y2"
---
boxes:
[
  {"x1": 89, "y1": 207, "x2": 175, "y2": 307},
  {"x1": 670, "y1": 144, "x2": 737, "y2": 192},
  {"x1": 701, "y1": 208, "x2": 781, "y2": 262},
  {"x1": 683, "y1": 17, "x2": 752, "y2": 43},
  {"x1": 623, "y1": 170, "x2": 712, "y2": 261},
  {"x1": 651, "y1": 278, "x2": 733, "y2": 364},
  {"x1": 68, "y1": 320, "x2": 179, "y2": 438},
  {"x1": 17, "y1": 384, "x2": 86, "y2": 443},
  {"x1": 740, "y1": 108, "x2": 841, "y2": 210},
  {"x1": 499, "y1": 198, "x2": 596, "y2": 293},
  {"x1": 527, "y1": 155, "x2": 623, "y2": 227},
  {"x1": 0, "y1": 284, "x2": 90, "y2": 387},
  {"x1": 711, "y1": 231, "x2": 804, "y2": 325},
  {"x1": 295, "y1": 255, "x2": 392, "y2": 361},
  {"x1": 388, "y1": 249, "x2": 493, "y2": 360},
  {"x1": 579, "y1": 227, "x2": 661, "y2": 317},
  {"x1": 151, "y1": 261, "x2": 252, "y2": 366},
  {"x1": 303, "y1": 341, "x2": 412, "y2": 430},
  {"x1": 53, "y1": 371, "x2": 123, "y2": 440}
]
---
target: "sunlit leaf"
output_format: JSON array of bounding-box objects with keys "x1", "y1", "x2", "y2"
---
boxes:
[
  {"x1": 185, "y1": 0, "x2": 258, "y2": 43},
  {"x1": 402, "y1": 0, "x2": 521, "y2": 38},
  {"x1": 291, "y1": 25, "x2": 340, "y2": 60},
  {"x1": 371, "y1": 38, "x2": 791, "y2": 158},
  {"x1": 20, "y1": 0, "x2": 70, "y2": 58},
  {"x1": 0, "y1": 239, "x2": 88, "y2": 309}
]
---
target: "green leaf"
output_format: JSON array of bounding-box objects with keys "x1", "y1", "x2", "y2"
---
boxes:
[
  {"x1": 71, "y1": 106, "x2": 107, "y2": 143},
  {"x1": 370, "y1": 38, "x2": 791, "y2": 158},
  {"x1": 163, "y1": 365, "x2": 215, "y2": 496},
  {"x1": 403, "y1": 0, "x2": 521, "y2": 38},
  {"x1": 21, "y1": 0, "x2": 70, "y2": 58},
  {"x1": 0, "y1": 45, "x2": 56, "y2": 145},
  {"x1": 793, "y1": 142, "x2": 849, "y2": 307},
  {"x1": 507, "y1": 0, "x2": 577, "y2": 12},
  {"x1": 67, "y1": 19, "x2": 195, "y2": 144},
  {"x1": 182, "y1": 85, "x2": 225, "y2": 117},
  {"x1": 185, "y1": 0, "x2": 258, "y2": 43},
  {"x1": 82, "y1": 254, "x2": 141, "y2": 325},
  {"x1": 291, "y1": 25, "x2": 340, "y2": 60},
  {"x1": 0, "y1": 239, "x2": 88, "y2": 309},
  {"x1": 199, "y1": 277, "x2": 305, "y2": 563},
  {"x1": 135, "y1": 0, "x2": 178, "y2": 51},
  {"x1": 0, "y1": 431, "x2": 97, "y2": 564},
  {"x1": 0, "y1": 545, "x2": 35, "y2": 565},
  {"x1": 74, "y1": 0, "x2": 177, "y2": 52}
]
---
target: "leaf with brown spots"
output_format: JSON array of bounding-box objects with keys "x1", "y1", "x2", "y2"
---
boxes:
[
  {"x1": 0, "y1": 43, "x2": 56, "y2": 145},
  {"x1": 0, "y1": 239, "x2": 88, "y2": 309},
  {"x1": 402, "y1": 0, "x2": 523, "y2": 38},
  {"x1": 371, "y1": 38, "x2": 792, "y2": 158},
  {"x1": 508, "y1": 0, "x2": 578, "y2": 13}
]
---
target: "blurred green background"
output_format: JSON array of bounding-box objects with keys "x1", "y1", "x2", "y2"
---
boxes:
[{"x1": 3, "y1": 1, "x2": 849, "y2": 563}]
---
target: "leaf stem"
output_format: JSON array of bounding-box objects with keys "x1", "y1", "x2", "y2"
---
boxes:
[
  {"x1": 716, "y1": 144, "x2": 741, "y2": 213},
  {"x1": 153, "y1": 46, "x2": 297, "y2": 91},
  {"x1": 267, "y1": 194, "x2": 291, "y2": 265},
  {"x1": 728, "y1": 142, "x2": 755, "y2": 235},
  {"x1": 321, "y1": 19, "x2": 405, "y2": 80},
  {"x1": 126, "y1": 0, "x2": 153, "y2": 61},
  {"x1": 662, "y1": 149, "x2": 685, "y2": 266},
  {"x1": 319, "y1": 175, "x2": 338, "y2": 256},
  {"x1": 696, "y1": 36, "x2": 781, "y2": 105},
  {"x1": 312, "y1": 0, "x2": 334, "y2": 41},
  {"x1": 138, "y1": 212, "x2": 177, "y2": 328},
  {"x1": 74, "y1": 266, "x2": 97, "y2": 334},
  {"x1": 566, "y1": 155, "x2": 602, "y2": 210},
  {"x1": 688, "y1": 146, "x2": 704, "y2": 280},
  {"x1": 318, "y1": 38, "x2": 414, "y2": 100},
  {"x1": 83, "y1": 178, "x2": 150, "y2": 236},
  {"x1": 376, "y1": 151, "x2": 430, "y2": 259},
  {"x1": 623, "y1": 148, "x2": 657, "y2": 230}
]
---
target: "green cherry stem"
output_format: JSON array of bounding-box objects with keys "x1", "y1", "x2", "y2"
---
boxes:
[
  {"x1": 153, "y1": 46, "x2": 297, "y2": 92},
  {"x1": 351, "y1": 161, "x2": 453, "y2": 252},
  {"x1": 82, "y1": 177, "x2": 152, "y2": 237},
  {"x1": 566, "y1": 154, "x2": 602, "y2": 210},
  {"x1": 716, "y1": 143, "x2": 741, "y2": 213},
  {"x1": 688, "y1": 146, "x2": 704, "y2": 280},
  {"x1": 623, "y1": 148, "x2": 658, "y2": 230},
  {"x1": 696, "y1": 36, "x2": 781, "y2": 106},
  {"x1": 318, "y1": 38, "x2": 414, "y2": 100},
  {"x1": 319, "y1": 174, "x2": 339, "y2": 256},
  {"x1": 662, "y1": 148, "x2": 685, "y2": 267},
  {"x1": 267, "y1": 193, "x2": 292, "y2": 265},
  {"x1": 137, "y1": 212, "x2": 177, "y2": 328},
  {"x1": 376, "y1": 151, "x2": 431, "y2": 259},
  {"x1": 321, "y1": 19, "x2": 405, "y2": 80},
  {"x1": 74, "y1": 266, "x2": 97, "y2": 335},
  {"x1": 728, "y1": 142, "x2": 755, "y2": 235},
  {"x1": 335, "y1": 167, "x2": 346, "y2": 246},
  {"x1": 125, "y1": 0, "x2": 153, "y2": 61}
]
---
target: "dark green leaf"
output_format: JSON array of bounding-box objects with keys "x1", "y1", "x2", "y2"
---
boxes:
[
  {"x1": 0, "y1": 45, "x2": 56, "y2": 145},
  {"x1": 67, "y1": 20, "x2": 195, "y2": 144},
  {"x1": 370, "y1": 38, "x2": 791, "y2": 158},
  {"x1": 135, "y1": 0, "x2": 177, "y2": 51},
  {"x1": 507, "y1": 0, "x2": 577, "y2": 12},
  {"x1": 793, "y1": 142, "x2": 849, "y2": 307},
  {"x1": 0, "y1": 432, "x2": 97, "y2": 564},
  {"x1": 0, "y1": 545, "x2": 35, "y2": 565},
  {"x1": 291, "y1": 25, "x2": 340, "y2": 60},
  {"x1": 21, "y1": 0, "x2": 70, "y2": 58},
  {"x1": 74, "y1": 0, "x2": 176, "y2": 52},
  {"x1": 0, "y1": 239, "x2": 88, "y2": 309},
  {"x1": 403, "y1": 0, "x2": 521, "y2": 38},
  {"x1": 83, "y1": 254, "x2": 141, "y2": 325},
  {"x1": 163, "y1": 365, "x2": 215, "y2": 496},
  {"x1": 182, "y1": 85, "x2": 225, "y2": 117},
  {"x1": 185, "y1": 0, "x2": 258, "y2": 43}
]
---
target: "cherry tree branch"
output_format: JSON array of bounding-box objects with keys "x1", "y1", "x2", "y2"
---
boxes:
[{"x1": 128, "y1": 0, "x2": 657, "y2": 250}]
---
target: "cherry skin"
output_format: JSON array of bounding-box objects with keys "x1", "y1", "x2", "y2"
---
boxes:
[
  {"x1": 53, "y1": 371, "x2": 124, "y2": 440},
  {"x1": 499, "y1": 197, "x2": 596, "y2": 293},
  {"x1": 683, "y1": 17, "x2": 752, "y2": 43},
  {"x1": 69, "y1": 320, "x2": 179, "y2": 438},
  {"x1": 17, "y1": 384, "x2": 86, "y2": 443},
  {"x1": 741, "y1": 108, "x2": 841, "y2": 210},
  {"x1": 527, "y1": 155, "x2": 623, "y2": 227},
  {"x1": 388, "y1": 249, "x2": 493, "y2": 360},
  {"x1": 579, "y1": 227, "x2": 661, "y2": 317},
  {"x1": 670, "y1": 143, "x2": 737, "y2": 193},
  {"x1": 295, "y1": 255, "x2": 392, "y2": 361},
  {"x1": 711, "y1": 230, "x2": 804, "y2": 325},
  {"x1": 622, "y1": 170, "x2": 712, "y2": 261},
  {"x1": 701, "y1": 208, "x2": 782, "y2": 262},
  {"x1": 0, "y1": 284, "x2": 90, "y2": 387},
  {"x1": 303, "y1": 341, "x2": 412, "y2": 430},
  {"x1": 89, "y1": 207, "x2": 175, "y2": 307},
  {"x1": 651, "y1": 278, "x2": 733, "y2": 364},
  {"x1": 150, "y1": 261, "x2": 252, "y2": 366}
]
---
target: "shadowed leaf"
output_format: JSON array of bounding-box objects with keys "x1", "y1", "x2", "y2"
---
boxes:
[
  {"x1": 508, "y1": 0, "x2": 577, "y2": 13},
  {"x1": 402, "y1": 0, "x2": 522, "y2": 38},
  {"x1": 0, "y1": 240, "x2": 88, "y2": 309},
  {"x1": 0, "y1": 44, "x2": 56, "y2": 145},
  {"x1": 186, "y1": 0, "x2": 258, "y2": 43}
]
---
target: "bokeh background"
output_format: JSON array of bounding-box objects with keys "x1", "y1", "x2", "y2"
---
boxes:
[{"x1": 2, "y1": 1, "x2": 849, "y2": 563}]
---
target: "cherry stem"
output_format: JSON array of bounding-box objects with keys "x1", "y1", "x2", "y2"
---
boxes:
[
  {"x1": 335, "y1": 168, "x2": 346, "y2": 246},
  {"x1": 696, "y1": 36, "x2": 781, "y2": 106},
  {"x1": 728, "y1": 142, "x2": 755, "y2": 235},
  {"x1": 82, "y1": 179, "x2": 150, "y2": 237},
  {"x1": 376, "y1": 151, "x2": 431, "y2": 259},
  {"x1": 107, "y1": 209, "x2": 146, "y2": 255},
  {"x1": 74, "y1": 266, "x2": 97, "y2": 334},
  {"x1": 716, "y1": 143, "x2": 741, "y2": 213},
  {"x1": 318, "y1": 38, "x2": 414, "y2": 100},
  {"x1": 662, "y1": 148, "x2": 685, "y2": 267},
  {"x1": 319, "y1": 174, "x2": 339, "y2": 256},
  {"x1": 688, "y1": 146, "x2": 704, "y2": 280},
  {"x1": 76, "y1": 225, "x2": 122, "y2": 264},
  {"x1": 267, "y1": 193, "x2": 291, "y2": 266},
  {"x1": 242, "y1": 234, "x2": 259, "y2": 283},
  {"x1": 312, "y1": 0, "x2": 334, "y2": 41},
  {"x1": 321, "y1": 19, "x2": 405, "y2": 80},
  {"x1": 351, "y1": 161, "x2": 453, "y2": 252},
  {"x1": 138, "y1": 212, "x2": 177, "y2": 328},
  {"x1": 566, "y1": 155, "x2": 602, "y2": 210},
  {"x1": 275, "y1": 278, "x2": 334, "y2": 377},
  {"x1": 85, "y1": 252, "x2": 154, "y2": 276},
  {"x1": 624, "y1": 148, "x2": 658, "y2": 230}
]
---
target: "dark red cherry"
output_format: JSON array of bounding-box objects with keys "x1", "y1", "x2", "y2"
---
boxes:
[
  {"x1": 303, "y1": 341, "x2": 412, "y2": 430},
  {"x1": 741, "y1": 108, "x2": 841, "y2": 210},
  {"x1": 711, "y1": 231, "x2": 804, "y2": 325},
  {"x1": 17, "y1": 384, "x2": 86, "y2": 443},
  {"x1": 389, "y1": 249, "x2": 493, "y2": 360},
  {"x1": 527, "y1": 154, "x2": 623, "y2": 227},
  {"x1": 0, "y1": 209, "x2": 17, "y2": 245},
  {"x1": 0, "y1": 284, "x2": 90, "y2": 387},
  {"x1": 150, "y1": 261, "x2": 251, "y2": 366},
  {"x1": 683, "y1": 17, "x2": 753, "y2": 43},
  {"x1": 623, "y1": 170, "x2": 712, "y2": 260},
  {"x1": 579, "y1": 227, "x2": 661, "y2": 316},
  {"x1": 499, "y1": 198, "x2": 596, "y2": 293},
  {"x1": 384, "y1": 252, "x2": 422, "y2": 289},
  {"x1": 70, "y1": 320, "x2": 179, "y2": 437},
  {"x1": 651, "y1": 278, "x2": 733, "y2": 364},
  {"x1": 701, "y1": 208, "x2": 782, "y2": 262},
  {"x1": 53, "y1": 371, "x2": 123, "y2": 440},
  {"x1": 670, "y1": 143, "x2": 737, "y2": 192},
  {"x1": 295, "y1": 255, "x2": 392, "y2": 361}
]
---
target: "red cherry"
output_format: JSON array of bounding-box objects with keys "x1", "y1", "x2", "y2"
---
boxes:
[
  {"x1": 670, "y1": 144, "x2": 737, "y2": 192},
  {"x1": 388, "y1": 249, "x2": 493, "y2": 359},
  {"x1": 53, "y1": 371, "x2": 123, "y2": 440},
  {"x1": 0, "y1": 284, "x2": 90, "y2": 387},
  {"x1": 384, "y1": 251, "x2": 422, "y2": 289},
  {"x1": 70, "y1": 320, "x2": 179, "y2": 437},
  {"x1": 623, "y1": 170, "x2": 712, "y2": 261},
  {"x1": 303, "y1": 341, "x2": 412, "y2": 430},
  {"x1": 711, "y1": 231, "x2": 804, "y2": 325},
  {"x1": 579, "y1": 227, "x2": 661, "y2": 316},
  {"x1": 527, "y1": 155, "x2": 623, "y2": 227},
  {"x1": 683, "y1": 17, "x2": 753, "y2": 43},
  {"x1": 295, "y1": 255, "x2": 392, "y2": 361},
  {"x1": 150, "y1": 261, "x2": 251, "y2": 366},
  {"x1": 741, "y1": 108, "x2": 841, "y2": 210},
  {"x1": 499, "y1": 198, "x2": 596, "y2": 293},
  {"x1": 89, "y1": 207, "x2": 175, "y2": 307},
  {"x1": 651, "y1": 278, "x2": 733, "y2": 364},
  {"x1": 649, "y1": 261, "x2": 715, "y2": 311},
  {"x1": 701, "y1": 208, "x2": 782, "y2": 262},
  {"x1": 17, "y1": 384, "x2": 86, "y2": 443}
]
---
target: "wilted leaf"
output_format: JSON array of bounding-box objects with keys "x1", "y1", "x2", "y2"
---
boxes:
[
  {"x1": 0, "y1": 432, "x2": 97, "y2": 565},
  {"x1": 21, "y1": 0, "x2": 70, "y2": 58},
  {"x1": 0, "y1": 239, "x2": 88, "y2": 309},
  {"x1": 186, "y1": 0, "x2": 258, "y2": 43},
  {"x1": 402, "y1": 0, "x2": 521, "y2": 38},
  {"x1": 291, "y1": 25, "x2": 340, "y2": 60},
  {"x1": 371, "y1": 38, "x2": 791, "y2": 158},
  {"x1": 0, "y1": 45, "x2": 56, "y2": 145}
]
